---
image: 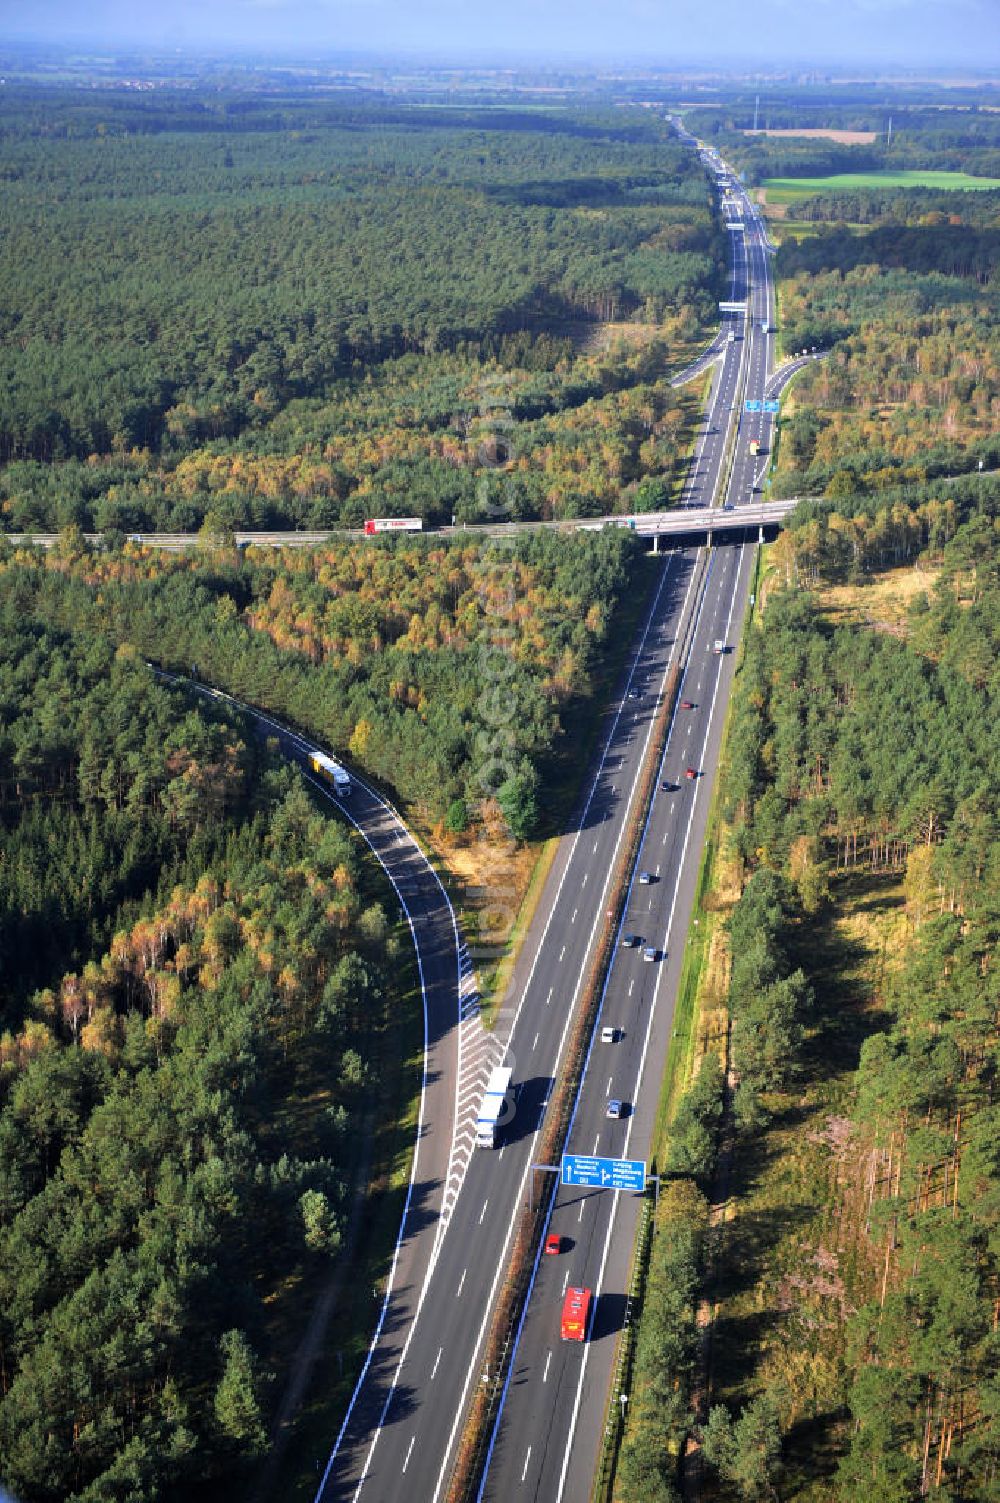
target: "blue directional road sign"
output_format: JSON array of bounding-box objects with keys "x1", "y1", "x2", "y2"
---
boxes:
[
  {"x1": 763, "y1": 399, "x2": 780, "y2": 413},
  {"x1": 561, "y1": 1152, "x2": 647, "y2": 1192},
  {"x1": 744, "y1": 399, "x2": 762, "y2": 413}
]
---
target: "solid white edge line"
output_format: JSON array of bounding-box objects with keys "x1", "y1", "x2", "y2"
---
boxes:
[
  {"x1": 308, "y1": 776, "x2": 436, "y2": 1503},
  {"x1": 454, "y1": 551, "x2": 704, "y2": 1503},
  {"x1": 489, "y1": 140, "x2": 768, "y2": 1497},
  {"x1": 431, "y1": 553, "x2": 691, "y2": 1500},
  {"x1": 473, "y1": 551, "x2": 714, "y2": 1503},
  {"x1": 554, "y1": 539, "x2": 754, "y2": 1503},
  {"x1": 170, "y1": 678, "x2": 459, "y2": 1503}
]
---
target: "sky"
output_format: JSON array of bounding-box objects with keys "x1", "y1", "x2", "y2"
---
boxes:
[{"x1": 1, "y1": 0, "x2": 997, "y2": 72}]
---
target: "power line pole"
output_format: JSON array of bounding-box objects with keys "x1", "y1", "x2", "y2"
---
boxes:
[
  {"x1": 887, "y1": 114, "x2": 893, "y2": 149},
  {"x1": 753, "y1": 94, "x2": 760, "y2": 131}
]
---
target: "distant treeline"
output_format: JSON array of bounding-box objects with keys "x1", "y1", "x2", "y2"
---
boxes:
[
  {"x1": 786, "y1": 186, "x2": 1000, "y2": 227},
  {"x1": 776, "y1": 224, "x2": 1000, "y2": 285}
]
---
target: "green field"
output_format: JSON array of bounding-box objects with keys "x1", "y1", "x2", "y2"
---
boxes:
[{"x1": 762, "y1": 168, "x2": 1000, "y2": 202}]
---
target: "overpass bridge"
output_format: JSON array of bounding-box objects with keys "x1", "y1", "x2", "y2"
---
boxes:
[{"x1": 4, "y1": 499, "x2": 799, "y2": 554}]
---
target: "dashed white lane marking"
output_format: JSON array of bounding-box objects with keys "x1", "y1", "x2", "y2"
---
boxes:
[
  {"x1": 578, "y1": 1199, "x2": 586, "y2": 1222},
  {"x1": 546, "y1": 987, "x2": 553, "y2": 1006},
  {"x1": 456, "y1": 1268, "x2": 467, "y2": 1298},
  {"x1": 431, "y1": 1347, "x2": 443, "y2": 1381},
  {"x1": 629, "y1": 978, "x2": 635, "y2": 996},
  {"x1": 593, "y1": 1133, "x2": 600, "y2": 1154},
  {"x1": 559, "y1": 946, "x2": 566, "y2": 962},
  {"x1": 581, "y1": 872, "x2": 588, "y2": 886},
  {"x1": 521, "y1": 1447, "x2": 532, "y2": 1483},
  {"x1": 403, "y1": 1436, "x2": 415, "y2": 1473},
  {"x1": 593, "y1": 840, "x2": 599, "y2": 854},
  {"x1": 606, "y1": 1075, "x2": 613, "y2": 1095},
  {"x1": 562, "y1": 1270, "x2": 570, "y2": 1295},
  {"x1": 571, "y1": 908, "x2": 578, "y2": 924},
  {"x1": 532, "y1": 1032, "x2": 539, "y2": 1052},
  {"x1": 479, "y1": 1201, "x2": 489, "y2": 1225},
  {"x1": 543, "y1": 1351, "x2": 553, "y2": 1384}
]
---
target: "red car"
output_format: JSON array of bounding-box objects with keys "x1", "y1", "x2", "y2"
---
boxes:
[
  {"x1": 685, "y1": 767, "x2": 698, "y2": 780},
  {"x1": 680, "y1": 700, "x2": 695, "y2": 710},
  {"x1": 545, "y1": 1233, "x2": 562, "y2": 1256}
]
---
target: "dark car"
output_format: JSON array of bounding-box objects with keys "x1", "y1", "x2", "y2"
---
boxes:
[
  {"x1": 661, "y1": 780, "x2": 677, "y2": 793},
  {"x1": 620, "y1": 932, "x2": 641, "y2": 948}
]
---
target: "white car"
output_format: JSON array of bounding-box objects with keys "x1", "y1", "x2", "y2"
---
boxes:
[{"x1": 601, "y1": 1026, "x2": 617, "y2": 1044}]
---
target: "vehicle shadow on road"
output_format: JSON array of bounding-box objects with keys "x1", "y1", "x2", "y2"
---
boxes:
[
  {"x1": 591, "y1": 1288, "x2": 628, "y2": 1341},
  {"x1": 401, "y1": 1177, "x2": 445, "y2": 1244},
  {"x1": 502, "y1": 1074, "x2": 555, "y2": 1147}
]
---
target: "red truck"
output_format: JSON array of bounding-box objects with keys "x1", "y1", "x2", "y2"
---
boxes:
[{"x1": 561, "y1": 1286, "x2": 593, "y2": 1342}]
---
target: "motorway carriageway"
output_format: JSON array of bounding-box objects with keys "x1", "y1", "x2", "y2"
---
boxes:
[
  {"x1": 311, "y1": 138, "x2": 774, "y2": 1502},
  {"x1": 475, "y1": 145, "x2": 777, "y2": 1502},
  {"x1": 320, "y1": 544, "x2": 705, "y2": 1501}
]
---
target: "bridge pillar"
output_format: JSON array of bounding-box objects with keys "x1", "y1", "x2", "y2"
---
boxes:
[
  {"x1": 652, "y1": 533, "x2": 659, "y2": 555},
  {"x1": 759, "y1": 525, "x2": 764, "y2": 545}
]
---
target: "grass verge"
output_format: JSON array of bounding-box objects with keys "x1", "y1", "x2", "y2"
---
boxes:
[
  {"x1": 476, "y1": 831, "x2": 560, "y2": 1027},
  {"x1": 649, "y1": 823, "x2": 719, "y2": 1167}
]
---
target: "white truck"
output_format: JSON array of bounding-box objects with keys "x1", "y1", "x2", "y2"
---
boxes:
[
  {"x1": 364, "y1": 517, "x2": 423, "y2": 534},
  {"x1": 309, "y1": 751, "x2": 352, "y2": 798},
  {"x1": 476, "y1": 1065, "x2": 513, "y2": 1148}
]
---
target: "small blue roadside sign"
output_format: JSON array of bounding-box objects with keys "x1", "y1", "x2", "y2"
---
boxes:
[
  {"x1": 744, "y1": 399, "x2": 762, "y2": 413},
  {"x1": 763, "y1": 399, "x2": 780, "y2": 413},
  {"x1": 561, "y1": 1153, "x2": 647, "y2": 1192}
]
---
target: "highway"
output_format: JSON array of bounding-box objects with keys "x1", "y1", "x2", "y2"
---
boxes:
[
  {"x1": 318, "y1": 544, "x2": 709, "y2": 1500},
  {"x1": 157, "y1": 128, "x2": 780, "y2": 1503},
  {"x1": 474, "y1": 132, "x2": 778, "y2": 1503},
  {"x1": 5, "y1": 502, "x2": 798, "y2": 554},
  {"x1": 152, "y1": 675, "x2": 491, "y2": 1500},
  {"x1": 316, "y1": 131, "x2": 776, "y2": 1503}
]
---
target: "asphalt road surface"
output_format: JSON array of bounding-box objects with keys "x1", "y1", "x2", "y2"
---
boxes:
[
  {"x1": 319, "y1": 544, "x2": 708, "y2": 1501},
  {"x1": 231, "y1": 129, "x2": 778, "y2": 1503},
  {"x1": 475, "y1": 136, "x2": 778, "y2": 1503}
]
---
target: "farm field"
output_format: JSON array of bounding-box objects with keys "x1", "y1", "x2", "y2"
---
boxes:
[
  {"x1": 762, "y1": 167, "x2": 1000, "y2": 201},
  {"x1": 743, "y1": 127, "x2": 878, "y2": 143}
]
